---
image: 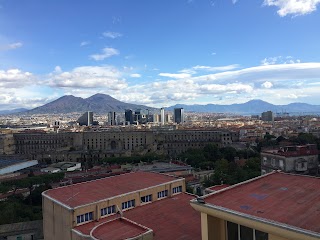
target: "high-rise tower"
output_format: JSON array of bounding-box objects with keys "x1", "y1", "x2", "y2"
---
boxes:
[{"x1": 174, "y1": 108, "x2": 184, "y2": 124}]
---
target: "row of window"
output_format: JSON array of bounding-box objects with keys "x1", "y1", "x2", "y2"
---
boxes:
[
  {"x1": 77, "y1": 187, "x2": 183, "y2": 224},
  {"x1": 122, "y1": 199, "x2": 135, "y2": 210},
  {"x1": 158, "y1": 190, "x2": 168, "y2": 198},
  {"x1": 227, "y1": 221, "x2": 268, "y2": 240},
  {"x1": 172, "y1": 186, "x2": 182, "y2": 194},
  {"x1": 76, "y1": 212, "x2": 93, "y2": 224},
  {"x1": 141, "y1": 194, "x2": 152, "y2": 203},
  {"x1": 101, "y1": 205, "x2": 116, "y2": 216}
]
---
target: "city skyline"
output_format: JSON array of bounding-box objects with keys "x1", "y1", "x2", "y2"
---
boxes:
[{"x1": 1, "y1": 0, "x2": 320, "y2": 110}]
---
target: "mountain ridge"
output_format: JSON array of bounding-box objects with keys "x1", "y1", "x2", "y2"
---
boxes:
[{"x1": 3, "y1": 95, "x2": 320, "y2": 114}]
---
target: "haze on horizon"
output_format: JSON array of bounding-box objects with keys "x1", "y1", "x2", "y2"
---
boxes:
[{"x1": 0, "y1": 0, "x2": 320, "y2": 110}]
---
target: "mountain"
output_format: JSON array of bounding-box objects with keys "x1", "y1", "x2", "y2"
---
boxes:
[
  {"x1": 20, "y1": 96, "x2": 320, "y2": 115},
  {"x1": 26, "y1": 94, "x2": 156, "y2": 114},
  {"x1": 168, "y1": 100, "x2": 320, "y2": 114},
  {"x1": 0, "y1": 108, "x2": 29, "y2": 115}
]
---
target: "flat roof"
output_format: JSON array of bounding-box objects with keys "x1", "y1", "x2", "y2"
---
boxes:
[
  {"x1": 0, "y1": 159, "x2": 28, "y2": 169},
  {"x1": 74, "y1": 193, "x2": 201, "y2": 240},
  {"x1": 202, "y1": 172, "x2": 320, "y2": 235},
  {"x1": 43, "y1": 171, "x2": 180, "y2": 208},
  {"x1": 90, "y1": 218, "x2": 149, "y2": 240}
]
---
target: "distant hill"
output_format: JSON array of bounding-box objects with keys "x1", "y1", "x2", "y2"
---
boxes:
[
  {"x1": 0, "y1": 108, "x2": 29, "y2": 115},
  {"x1": 168, "y1": 100, "x2": 320, "y2": 114},
  {"x1": 15, "y1": 96, "x2": 320, "y2": 115},
  {"x1": 26, "y1": 94, "x2": 156, "y2": 114}
]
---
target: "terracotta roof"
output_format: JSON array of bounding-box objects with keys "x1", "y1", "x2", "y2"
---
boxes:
[
  {"x1": 90, "y1": 218, "x2": 150, "y2": 240},
  {"x1": 43, "y1": 172, "x2": 179, "y2": 208},
  {"x1": 203, "y1": 172, "x2": 320, "y2": 234},
  {"x1": 74, "y1": 193, "x2": 201, "y2": 240}
]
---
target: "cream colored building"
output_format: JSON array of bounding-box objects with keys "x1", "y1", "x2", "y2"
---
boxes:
[
  {"x1": 191, "y1": 171, "x2": 320, "y2": 240},
  {"x1": 42, "y1": 171, "x2": 187, "y2": 240}
]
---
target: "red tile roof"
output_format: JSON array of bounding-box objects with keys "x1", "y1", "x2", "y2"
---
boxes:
[
  {"x1": 43, "y1": 172, "x2": 179, "y2": 208},
  {"x1": 74, "y1": 193, "x2": 201, "y2": 240},
  {"x1": 203, "y1": 172, "x2": 320, "y2": 234},
  {"x1": 90, "y1": 218, "x2": 149, "y2": 240}
]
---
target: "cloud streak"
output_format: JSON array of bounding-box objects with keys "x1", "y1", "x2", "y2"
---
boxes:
[
  {"x1": 0, "y1": 42, "x2": 23, "y2": 51},
  {"x1": 90, "y1": 47, "x2": 119, "y2": 61},
  {"x1": 103, "y1": 31, "x2": 122, "y2": 39}
]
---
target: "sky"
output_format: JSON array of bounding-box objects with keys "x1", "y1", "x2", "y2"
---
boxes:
[{"x1": 1, "y1": 0, "x2": 320, "y2": 110}]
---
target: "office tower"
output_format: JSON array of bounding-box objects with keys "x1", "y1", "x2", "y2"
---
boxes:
[
  {"x1": 160, "y1": 108, "x2": 165, "y2": 125},
  {"x1": 174, "y1": 108, "x2": 184, "y2": 124},
  {"x1": 261, "y1": 111, "x2": 274, "y2": 122},
  {"x1": 125, "y1": 109, "x2": 134, "y2": 124},
  {"x1": 77, "y1": 111, "x2": 93, "y2": 126},
  {"x1": 108, "y1": 111, "x2": 116, "y2": 126},
  {"x1": 134, "y1": 109, "x2": 148, "y2": 124}
]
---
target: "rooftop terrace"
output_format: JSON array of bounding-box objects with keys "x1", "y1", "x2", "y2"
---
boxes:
[{"x1": 74, "y1": 192, "x2": 201, "y2": 240}]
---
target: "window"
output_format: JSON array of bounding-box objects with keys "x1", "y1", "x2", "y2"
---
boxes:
[
  {"x1": 122, "y1": 199, "x2": 135, "y2": 210},
  {"x1": 227, "y1": 221, "x2": 268, "y2": 240},
  {"x1": 240, "y1": 225, "x2": 253, "y2": 240},
  {"x1": 157, "y1": 190, "x2": 168, "y2": 199},
  {"x1": 141, "y1": 194, "x2": 152, "y2": 203},
  {"x1": 279, "y1": 160, "x2": 284, "y2": 169},
  {"x1": 101, "y1": 205, "x2": 116, "y2": 216},
  {"x1": 227, "y1": 222, "x2": 238, "y2": 240},
  {"x1": 172, "y1": 186, "x2": 182, "y2": 194},
  {"x1": 76, "y1": 212, "x2": 93, "y2": 224}
]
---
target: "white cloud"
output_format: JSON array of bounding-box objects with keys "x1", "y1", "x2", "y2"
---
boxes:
[
  {"x1": 54, "y1": 66, "x2": 62, "y2": 73},
  {"x1": 0, "y1": 69, "x2": 34, "y2": 88},
  {"x1": 261, "y1": 56, "x2": 301, "y2": 65},
  {"x1": 2, "y1": 62, "x2": 320, "y2": 109},
  {"x1": 0, "y1": 42, "x2": 23, "y2": 51},
  {"x1": 90, "y1": 47, "x2": 119, "y2": 61},
  {"x1": 103, "y1": 31, "x2": 122, "y2": 39},
  {"x1": 232, "y1": 0, "x2": 238, "y2": 4},
  {"x1": 261, "y1": 81, "x2": 273, "y2": 88},
  {"x1": 263, "y1": 0, "x2": 320, "y2": 17},
  {"x1": 48, "y1": 66, "x2": 127, "y2": 90},
  {"x1": 130, "y1": 73, "x2": 141, "y2": 78},
  {"x1": 159, "y1": 73, "x2": 191, "y2": 79},
  {"x1": 8, "y1": 42, "x2": 23, "y2": 49},
  {"x1": 179, "y1": 68, "x2": 197, "y2": 75},
  {"x1": 192, "y1": 64, "x2": 239, "y2": 72},
  {"x1": 199, "y1": 83, "x2": 253, "y2": 94},
  {"x1": 80, "y1": 41, "x2": 90, "y2": 46}
]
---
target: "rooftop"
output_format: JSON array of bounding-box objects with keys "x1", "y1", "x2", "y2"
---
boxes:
[
  {"x1": 202, "y1": 171, "x2": 320, "y2": 235},
  {"x1": 262, "y1": 144, "x2": 319, "y2": 157},
  {"x1": 43, "y1": 171, "x2": 180, "y2": 208},
  {"x1": 0, "y1": 159, "x2": 29, "y2": 169},
  {"x1": 89, "y1": 218, "x2": 150, "y2": 240},
  {"x1": 74, "y1": 192, "x2": 201, "y2": 240}
]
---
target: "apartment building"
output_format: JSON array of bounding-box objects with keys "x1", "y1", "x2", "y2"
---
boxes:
[
  {"x1": 42, "y1": 171, "x2": 200, "y2": 240},
  {"x1": 191, "y1": 171, "x2": 320, "y2": 240},
  {"x1": 261, "y1": 144, "x2": 319, "y2": 175}
]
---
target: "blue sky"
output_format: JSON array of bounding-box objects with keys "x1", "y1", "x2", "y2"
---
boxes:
[{"x1": 0, "y1": 0, "x2": 320, "y2": 110}]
